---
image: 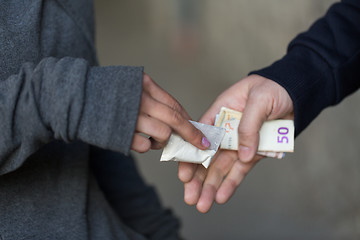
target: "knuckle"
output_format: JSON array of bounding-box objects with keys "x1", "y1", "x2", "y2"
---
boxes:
[
  {"x1": 142, "y1": 74, "x2": 153, "y2": 88},
  {"x1": 178, "y1": 165, "x2": 196, "y2": 183},
  {"x1": 204, "y1": 183, "x2": 217, "y2": 194},
  {"x1": 169, "y1": 110, "x2": 184, "y2": 126},
  {"x1": 170, "y1": 100, "x2": 184, "y2": 113},
  {"x1": 234, "y1": 160, "x2": 248, "y2": 176},
  {"x1": 192, "y1": 176, "x2": 204, "y2": 189},
  {"x1": 227, "y1": 178, "x2": 240, "y2": 190},
  {"x1": 212, "y1": 162, "x2": 228, "y2": 177},
  {"x1": 138, "y1": 139, "x2": 151, "y2": 153},
  {"x1": 237, "y1": 129, "x2": 254, "y2": 139},
  {"x1": 249, "y1": 89, "x2": 271, "y2": 103},
  {"x1": 195, "y1": 167, "x2": 207, "y2": 182},
  {"x1": 140, "y1": 92, "x2": 152, "y2": 109},
  {"x1": 143, "y1": 73, "x2": 151, "y2": 82},
  {"x1": 158, "y1": 126, "x2": 172, "y2": 142},
  {"x1": 188, "y1": 129, "x2": 203, "y2": 145}
]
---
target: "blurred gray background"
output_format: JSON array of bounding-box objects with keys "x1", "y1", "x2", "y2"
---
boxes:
[{"x1": 94, "y1": 1, "x2": 360, "y2": 239}]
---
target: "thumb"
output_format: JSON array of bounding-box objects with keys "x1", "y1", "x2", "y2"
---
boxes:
[{"x1": 238, "y1": 93, "x2": 270, "y2": 162}]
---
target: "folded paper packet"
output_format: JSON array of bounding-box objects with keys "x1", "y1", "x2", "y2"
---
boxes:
[{"x1": 160, "y1": 121, "x2": 226, "y2": 168}]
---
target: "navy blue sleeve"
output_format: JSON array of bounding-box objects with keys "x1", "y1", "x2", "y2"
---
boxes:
[
  {"x1": 251, "y1": 0, "x2": 360, "y2": 136},
  {"x1": 89, "y1": 147, "x2": 182, "y2": 240}
]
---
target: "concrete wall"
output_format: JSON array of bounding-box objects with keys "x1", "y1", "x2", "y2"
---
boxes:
[{"x1": 94, "y1": 1, "x2": 360, "y2": 239}]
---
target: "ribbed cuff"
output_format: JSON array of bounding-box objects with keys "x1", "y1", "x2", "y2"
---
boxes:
[{"x1": 77, "y1": 66, "x2": 143, "y2": 154}]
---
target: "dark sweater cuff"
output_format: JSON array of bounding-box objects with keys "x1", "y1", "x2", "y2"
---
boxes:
[
  {"x1": 250, "y1": 45, "x2": 336, "y2": 136},
  {"x1": 78, "y1": 66, "x2": 143, "y2": 154}
]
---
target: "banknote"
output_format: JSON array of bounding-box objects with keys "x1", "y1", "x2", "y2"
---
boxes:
[
  {"x1": 215, "y1": 107, "x2": 294, "y2": 158},
  {"x1": 160, "y1": 107, "x2": 294, "y2": 168}
]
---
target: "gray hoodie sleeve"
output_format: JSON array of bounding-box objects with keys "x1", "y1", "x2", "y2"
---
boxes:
[{"x1": 0, "y1": 57, "x2": 143, "y2": 175}]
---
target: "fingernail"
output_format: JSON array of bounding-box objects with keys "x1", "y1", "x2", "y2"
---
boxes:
[
  {"x1": 239, "y1": 145, "x2": 251, "y2": 162},
  {"x1": 202, "y1": 137, "x2": 211, "y2": 148}
]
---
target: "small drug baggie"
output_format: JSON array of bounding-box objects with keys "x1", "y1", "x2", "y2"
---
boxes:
[{"x1": 160, "y1": 121, "x2": 225, "y2": 168}]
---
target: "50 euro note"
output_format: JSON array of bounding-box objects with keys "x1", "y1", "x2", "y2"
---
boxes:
[{"x1": 215, "y1": 107, "x2": 294, "y2": 159}]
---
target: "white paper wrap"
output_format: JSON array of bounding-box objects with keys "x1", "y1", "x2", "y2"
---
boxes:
[{"x1": 160, "y1": 121, "x2": 226, "y2": 168}]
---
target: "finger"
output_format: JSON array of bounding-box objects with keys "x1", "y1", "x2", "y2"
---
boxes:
[
  {"x1": 142, "y1": 95, "x2": 210, "y2": 150},
  {"x1": 238, "y1": 92, "x2": 271, "y2": 162},
  {"x1": 143, "y1": 73, "x2": 191, "y2": 120},
  {"x1": 131, "y1": 134, "x2": 151, "y2": 153},
  {"x1": 196, "y1": 184, "x2": 217, "y2": 213},
  {"x1": 203, "y1": 151, "x2": 237, "y2": 189},
  {"x1": 215, "y1": 155, "x2": 261, "y2": 204},
  {"x1": 184, "y1": 165, "x2": 207, "y2": 206},
  {"x1": 136, "y1": 113, "x2": 172, "y2": 148},
  {"x1": 178, "y1": 149, "x2": 222, "y2": 183},
  {"x1": 196, "y1": 151, "x2": 237, "y2": 213},
  {"x1": 178, "y1": 162, "x2": 198, "y2": 183}
]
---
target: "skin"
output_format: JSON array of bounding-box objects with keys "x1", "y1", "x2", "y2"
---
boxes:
[
  {"x1": 178, "y1": 74, "x2": 294, "y2": 213},
  {"x1": 131, "y1": 73, "x2": 210, "y2": 153}
]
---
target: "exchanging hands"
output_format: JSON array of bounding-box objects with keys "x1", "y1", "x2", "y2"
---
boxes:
[
  {"x1": 178, "y1": 74, "x2": 294, "y2": 213},
  {"x1": 131, "y1": 73, "x2": 294, "y2": 213}
]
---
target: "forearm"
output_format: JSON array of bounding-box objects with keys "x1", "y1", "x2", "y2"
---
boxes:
[
  {"x1": 251, "y1": 0, "x2": 360, "y2": 135},
  {"x1": 0, "y1": 57, "x2": 143, "y2": 175}
]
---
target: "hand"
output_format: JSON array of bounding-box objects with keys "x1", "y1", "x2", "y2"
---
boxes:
[
  {"x1": 131, "y1": 73, "x2": 210, "y2": 153},
  {"x1": 178, "y1": 74, "x2": 294, "y2": 213}
]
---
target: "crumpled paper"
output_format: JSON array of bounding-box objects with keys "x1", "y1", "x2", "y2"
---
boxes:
[{"x1": 160, "y1": 121, "x2": 225, "y2": 168}]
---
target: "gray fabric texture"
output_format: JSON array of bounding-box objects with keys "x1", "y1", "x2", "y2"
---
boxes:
[{"x1": 0, "y1": 0, "x2": 173, "y2": 239}]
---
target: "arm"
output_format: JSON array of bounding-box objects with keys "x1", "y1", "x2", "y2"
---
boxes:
[
  {"x1": 179, "y1": 0, "x2": 360, "y2": 213},
  {"x1": 251, "y1": 0, "x2": 360, "y2": 135},
  {"x1": 0, "y1": 57, "x2": 142, "y2": 175},
  {"x1": 0, "y1": 57, "x2": 208, "y2": 175}
]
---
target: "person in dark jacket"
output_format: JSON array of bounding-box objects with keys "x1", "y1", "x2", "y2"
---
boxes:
[
  {"x1": 178, "y1": 0, "x2": 360, "y2": 213},
  {"x1": 0, "y1": 0, "x2": 211, "y2": 239}
]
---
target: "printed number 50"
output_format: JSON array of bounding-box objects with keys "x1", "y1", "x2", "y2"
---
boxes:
[{"x1": 277, "y1": 127, "x2": 289, "y2": 143}]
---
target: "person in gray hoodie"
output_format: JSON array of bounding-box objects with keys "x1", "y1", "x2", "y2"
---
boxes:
[{"x1": 0, "y1": 0, "x2": 211, "y2": 239}]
